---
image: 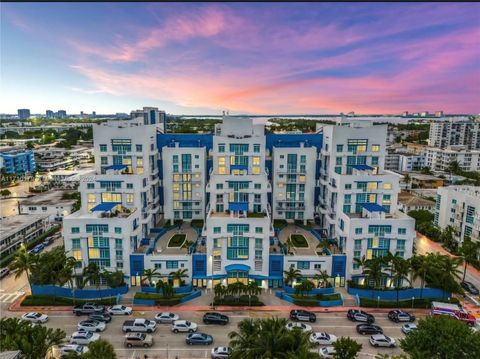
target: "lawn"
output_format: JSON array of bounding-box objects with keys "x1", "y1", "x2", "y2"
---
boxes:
[
  {"x1": 290, "y1": 234, "x2": 308, "y2": 248},
  {"x1": 168, "y1": 234, "x2": 186, "y2": 248}
]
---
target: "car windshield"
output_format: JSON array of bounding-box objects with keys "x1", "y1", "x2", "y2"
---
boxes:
[
  {"x1": 144, "y1": 320, "x2": 151, "y2": 325},
  {"x1": 169, "y1": 313, "x2": 174, "y2": 317},
  {"x1": 85, "y1": 332, "x2": 92, "y2": 338},
  {"x1": 324, "y1": 333, "x2": 330, "y2": 339},
  {"x1": 185, "y1": 321, "x2": 191, "y2": 326},
  {"x1": 33, "y1": 313, "x2": 42, "y2": 317}
]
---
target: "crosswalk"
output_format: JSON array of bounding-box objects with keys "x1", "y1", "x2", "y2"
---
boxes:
[{"x1": 0, "y1": 290, "x2": 25, "y2": 303}]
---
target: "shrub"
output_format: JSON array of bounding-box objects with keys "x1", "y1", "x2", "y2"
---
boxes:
[
  {"x1": 190, "y1": 219, "x2": 204, "y2": 228},
  {"x1": 293, "y1": 298, "x2": 319, "y2": 307},
  {"x1": 273, "y1": 219, "x2": 287, "y2": 229},
  {"x1": 213, "y1": 295, "x2": 264, "y2": 306},
  {"x1": 134, "y1": 292, "x2": 183, "y2": 305},
  {"x1": 21, "y1": 295, "x2": 116, "y2": 306},
  {"x1": 290, "y1": 234, "x2": 308, "y2": 248},
  {"x1": 315, "y1": 293, "x2": 342, "y2": 301}
]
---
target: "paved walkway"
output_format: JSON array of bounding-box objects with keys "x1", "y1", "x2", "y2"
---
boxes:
[{"x1": 278, "y1": 224, "x2": 320, "y2": 256}]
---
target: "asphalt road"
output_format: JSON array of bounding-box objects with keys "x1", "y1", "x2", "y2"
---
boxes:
[{"x1": 3, "y1": 309, "x2": 415, "y2": 359}]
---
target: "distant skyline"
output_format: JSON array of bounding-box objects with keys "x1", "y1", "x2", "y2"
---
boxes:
[{"x1": 1, "y1": 3, "x2": 479, "y2": 115}]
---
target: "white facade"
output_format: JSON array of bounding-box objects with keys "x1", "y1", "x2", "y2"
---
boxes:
[
  {"x1": 429, "y1": 119, "x2": 480, "y2": 150},
  {"x1": 435, "y1": 186, "x2": 480, "y2": 243},
  {"x1": 424, "y1": 146, "x2": 480, "y2": 172},
  {"x1": 19, "y1": 190, "x2": 76, "y2": 221},
  {"x1": 398, "y1": 154, "x2": 425, "y2": 172}
]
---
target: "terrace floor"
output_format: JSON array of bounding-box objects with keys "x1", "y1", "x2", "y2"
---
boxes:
[{"x1": 154, "y1": 223, "x2": 198, "y2": 255}]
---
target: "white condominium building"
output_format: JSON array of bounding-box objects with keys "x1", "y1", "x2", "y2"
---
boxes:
[
  {"x1": 429, "y1": 118, "x2": 480, "y2": 150},
  {"x1": 435, "y1": 186, "x2": 480, "y2": 243},
  {"x1": 424, "y1": 146, "x2": 480, "y2": 172}
]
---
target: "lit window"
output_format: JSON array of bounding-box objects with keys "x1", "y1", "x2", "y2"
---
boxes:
[
  {"x1": 357, "y1": 145, "x2": 367, "y2": 152},
  {"x1": 136, "y1": 167, "x2": 144, "y2": 174},
  {"x1": 372, "y1": 145, "x2": 380, "y2": 152},
  {"x1": 368, "y1": 194, "x2": 376, "y2": 203},
  {"x1": 299, "y1": 175, "x2": 305, "y2": 182},
  {"x1": 366, "y1": 249, "x2": 373, "y2": 259},
  {"x1": 173, "y1": 174, "x2": 180, "y2": 181},
  {"x1": 136, "y1": 157, "x2": 143, "y2": 166},
  {"x1": 367, "y1": 182, "x2": 378, "y2": 190},
  {"x1": 72, "y1": 250, "x2": 82, "y2": 260},
  {"x1": 383, "y1": 183, "x2": 392, "y2": 190},
  {"x1": 88, "y1": 248, "x2": 100, "y2": 259},
  {"x1": 252, "y1": 166, "x2": 261, "y2": 174},
  {"x1": 219, "y1": 166, "x2": 226, "y2": 174},
  {"x1": 126, "y1": 194, "x2": 134, "y2": 203},
  {"x1": 218, "y1": 156, "x2": 226, "y2": 166},
  {"x1": 88, "y1": 194, "x2": 96, "y2": 203},
  {"x1": 253, "y1": 157, "x2": 260, "y2": 166}
]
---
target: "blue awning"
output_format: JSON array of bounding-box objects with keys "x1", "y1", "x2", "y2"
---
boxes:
[
  {"x1": 103, "y1": 164, "x2": 128, "y2": 171},
  {"x1": 361, "y1": 203, "x2": 387, "y2": 213},
  {"x1": 249, "y1": 275, "x2": 269, "y2": 280},
  {"x1": 90, "y1": 202, "x2": 118, "y2": 212},
  {"x1": 228, "y1": 202, "x2": 249, "y2": 211},
  {"x1": 352, "y1": 164, "x2": 373, "y2": 171},
  {"x1": 230, "y1": 164, "x2": 248, "y2": 171},
  {"x1": 225, "y1": 264, "x2": 250, "y2": 272},
  {"x1": 192, "y1": 274, "x2": 227, "y2": 280}
]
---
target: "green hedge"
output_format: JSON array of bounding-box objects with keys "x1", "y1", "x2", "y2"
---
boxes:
[
  {"x1": 134, "y1": 292, "x2": 182, "y2": 305},
  {"x1": 213, "y1": 295, "x2": 264, "y2": 306},
  {"x1": 359, "y1": 297, "x2": 460, "y2": 309},
  {"x1": 273, "y1": 219, "x2": 287, "y2": 229},
  {"x1": 315, "y1": 293, "x2": 342, "y2": 301},
  {"x1": 293, "y1": 298, "x2": 319, "y2": 307},
  {"x1": 190, "y1": 219, "x2": 204, "y2": 228},
  {"x1": 21, "y1": 295, "x2": 116, "y2": 306}
]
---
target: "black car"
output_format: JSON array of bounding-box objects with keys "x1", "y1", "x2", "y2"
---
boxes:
[
  {"x1": 347, "y1": 309, "x2": 375, "y2": 323},
  {"x1": 356, "y1": 324, "x2": 383, "y2": 335},
  {"x1": 461, "y1": 281, "x2": 480, "y2": 295},
  {"x1": 203, "y1": 312, "x2": 229, "y2": 325},
  {"x1": 387, "y1": 310, "x2": 415, "y2": 323},
  {"x1": 289, "y1": 309, "x2": 316, "y2": 323},
  {"x1": 88, "y1": 313, "x2": 112, "y2": 323}
]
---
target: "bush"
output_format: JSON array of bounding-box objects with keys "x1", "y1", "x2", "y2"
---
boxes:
[
  {"x1": 293, "y1": 298, "x2": 319, "y2": 306},
  {"x1": 190, "y1": 219, "x2": 204, "y2": 228},
  {"x1": 273, "y1": 219, "x2": 287, "y2": 229},
  {"x1": 21, "y1": 295, "x2": 116, "y2": 306},
  {"x1": 359, "y1": 297, "x2": 460, "y2": 309},
  {"x1": 290, "y1": 234, "x2": 308, "y2": 247},
  {"x1": 316, "y1": 293, "x2": 342, "y2": 301},
  {"x1": 213, "y1": 295, "x2": 264, "y2": 306},
  {"x1": 134, "y1": 292, "x2": 183, "y2": 305}
]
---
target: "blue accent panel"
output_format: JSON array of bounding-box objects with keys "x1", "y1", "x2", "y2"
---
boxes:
[
  {"x1": 230, "y1": 164, "x2": 248, "y2": 171},
  {"x1": 265, "y1": 133, "x2": 323, "y2": 151},
  {"x1": 206, "y1": 159, "x2": 213, "y2": 181},
  {"x1": 150, "y1": 110, "x2": 156, "y2": 124},
  {"x1": 352, "y1": 164, "x2": 374, "y2": 171},
  {"x1": 362, "y1": 203, "x2": 387, "y2": 212},
  {"x1": 331, "y1": 255, "x2": 346, "y2": 277},
  {"x1": 265, "y1": 159, "x2": 273, "y2": 180},
  {"x1": 347, "y1": 287, "x2": 449, "y2": 301},
  {"x1": 129, "y1": 254, "x2": 145, "y2": 277},
  {"x1": 90, "y1": 202, "x2": 118, "y2": 212},
  {"x1": 156, "y1": 133, "x2": 213, "y2": 151},
  {"x1": 103, "y1": 164, "x2": 127, "y2": 171},
  {"x1": 228, "y1": 202, "x2": 248, "y2": 211},
  {"x1": 192, "y1": 274, "x2": 226, "y2": 279},
  {"x1": 225, "y1": 263, "x2": 250, "y2": 272},
  {"x1": 192, "y1": 254, "x2": 207, "y2": 276},
  {"x1": 314, "y1": 187, "x2": 320, "y2": 207},
  {"x1": 31, "y1": 285, "x2": 128, "y2": 299},
  {"x1": 269, "y1": 255, "x2": 284, "y2": 277}
]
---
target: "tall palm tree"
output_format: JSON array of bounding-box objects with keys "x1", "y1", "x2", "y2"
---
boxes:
[
  {"x1": 314, "y1": 269, "x2": 331, "y2": 288},
  {"x1": 436, "y1": 254, "x2": 462, "y2": 298},
  {"x1": 169, "y1": 268, "x2": 188, "y2": 287},
  {"x1": 403, "y1": 173, "x2": 411, "y2": 191},
  {"x1": 82, "y1": 262, "x2": 102, "y2": 289},
  {"x1": 411, "y1": 254, "x2": 432, "y2": 299},
  {"x1": 390, "y1": 256, "x2": 412, "y2": 304},
  {"x1": 141, "y1": 268, "x2": 160, "y2": 287},
  {"x1": 362, "y1": 257, "x2": 388, "y2": 291},
  {"x1": 9, "y1": 244, "x2": 37, "y2": 291},
  {"x1": 228, "y1": 318, "x2": 260, "y2": 359},
  {"x1": 213, "y1": 283, "x2": 226, "y2": 300},
  {"x1": 283, "y1": 267, "x2": 301, "y2": 287},
  {"x1": 459, "y1": 236, "x2": 479, "y2": 281},
  {"x1": 246, "y1": 281, "x2": 261, "y2": 297},
  {"x1": 353, "y1": 255, "x2": 368, "y2": 273},
  {"x1": 295, "y1": 279, "x2": 315, "y2": 297}
]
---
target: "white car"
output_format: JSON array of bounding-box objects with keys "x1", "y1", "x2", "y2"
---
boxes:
[
  {"x1": 310, "y1": 332, "x2": 338, "y2": 345},
  {"x1": 369, "y1": 334, "x2": 396, "y2": 348},
  {"x1": 69, "y1": 331, "x2": 100, "y2": 345},
  {"x1": 401, "y1": 323, "x2": 417, "y2": 335},
  {"x1": 21, "y1": 312, "x2": 49, "y2": 324},
  {"x1": 107, "y1": 305, "x2": 133, "y2": 315},
  {"x1": 285, "y1": 322, "x2": 312, "y2": 332},
  {"x1": 60, "y1": 344, "x2": 89, "y2": 357},
  {"x1": 155, "y1": 312, "x2": 179, "y2": 323},
  {"x1": 319, "y1": 346, "x2": 336, "y2": 358},
  {"x1": 211, "y1": 346, "x2": 232, "y2": 359},
  {"x1": 77, "y1": 319, "x2": 106, "y2": 332},
  {"x1": 171, "y1": 320, "x2": 198, "y2": 333}
]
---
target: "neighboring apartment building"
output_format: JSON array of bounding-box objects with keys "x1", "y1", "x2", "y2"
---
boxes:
[
  {"x1": 19, "y1": 190, "x2": 77, "y2": 221},
  {"x1": 424, "y1": 146, "x2": 480, "y2": 172},
  {"x1": 429, "y1": 119, "x2": 480, "y2": 150},
  {"x1": 63, "y1": 114, "x2": 416, "y2": 289},
  {"x1": 398, "y1": 153, "x2": 425, "y2": 172},
  {"x1": 435, "y1": 186, "x2": 480, "y2": 243},
  {"x1": 0, "y1": 215, "x2": 49, "y2": 256},
  {"x1": 0, "y1": 150, "x2": 36, "y2": 175}
]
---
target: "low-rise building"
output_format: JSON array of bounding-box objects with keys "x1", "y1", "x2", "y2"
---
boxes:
[
  {"x1": 19, "y1": 190, "x2": 77, "y2": 221},
  {"x1": 410, "y1": 173, "x2": 445, "y2": 189},
  {"x1": 0, "y1": 215, "x2": 49, "y2": 256},
  {"x1": 0, "y1": 150, "x2": 36, "y2": 175},
  {"x1": 424, "y1": 146, "x2": 480, "y2": 172},
  {"x1": 397, "y1": 191, "x2": 436, "y2": 213}
]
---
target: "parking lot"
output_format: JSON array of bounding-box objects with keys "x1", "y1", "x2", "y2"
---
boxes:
[{"x1": 4, "y1": 309, "x2": 418, "y2": 358}]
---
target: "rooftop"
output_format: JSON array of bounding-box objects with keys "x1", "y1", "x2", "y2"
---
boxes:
[
  {"x1": 398, "y1": 191, "x2": 436, "y2": 207},
  {"x1": 277, "y1": 224, "x2": 337, "y2": 256},
  {"x1": 19, "y1": 190, "x2": 77, "y2": 206},
  {"x1": 0, "y1": 214, "x2": 49, "y2": 240},
  {"x1": 409, "y1": 173, "x2": 443, "y2": 181},
  {"x1": 439, "y1": 185, "x2": 480, "y2": 198}
]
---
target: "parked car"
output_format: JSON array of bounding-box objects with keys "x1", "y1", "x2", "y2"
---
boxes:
[
  {"x1": 461, "y1": 281, "x2": 480, "y2": 295},
  {"x1": 88, "y1": 313, "x2": 112, "y2": 323},
  {"x1": 124, "y1": 333, "x2": 154, "y2": 348},
  {"x1": 309, "y1": 332, "x2": 337, "y2": 345},
  {"x1": 73, "y1": 303, "x2": 105, "y2": 316},
  {"x1": 0, "y1": 267, "x2": 10, "y2": 278},
  {"x1": 388, "y1": 310, "x2": 415, "y2": 323},
  {"x1": 369, "y1": 334, "x2": 396, "y2": 348},
  {"x1": 31, "y1": 244, "x2": 44, "y2": 254},
  {"x1": 356, "y1": 324, "x2": 383, "y2": 335},
  {"x1": 172, "y1": 320, "x2": 198, "y2": 333},
  {"x1": 107, "y1": 305, "x2": 133, "y2": 315},
  {"x1": 21, "y1": 312, "x2": 49, "y2": 324},
  {"x1": 203, "y1": 312, "x2": 229, "y2": 325},
  {"x1": 401, "y1": 323, "x2": 418, "y2": 335},
  {"x1": 186, "y1": 332, "x2": 214, "y2": 345},
  {"x1": 60, "y1": 344, "x2": 89, "y2": 357},
  {"x1": 155, "y1": 312, "x2": 179, "y2": 324},
  {"x1": 122, "y1": 319, "x2": 156, "y2": 333},
  {"x1": 211, "y1": 346, "x2": 232, "y2": 359},
  {"x1": 77, "y1": 319, "x2": 106, "y2": 332},
  {"x1": 347, "y1": 309, "x2": 375, "y2": 323},
  {"x1": 290, "y1": 309, "x2": 316, "y2": 322},
  {"x1": 319, "y1": 346, "x2": 336, "y2": 358},
  {"x1": 42, "y1": 237, "x2": 54, "y2": 246},
  {"x1": 286, "y1": 322, "x2": 312, "y2": 332},
  {"x1": 69, "y1": 331, "x2": 100, "y2": 345}
]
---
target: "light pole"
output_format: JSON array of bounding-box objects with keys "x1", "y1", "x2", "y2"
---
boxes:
[{"x1": 412, "y1": 296, "x2": 415, "y2": 309}]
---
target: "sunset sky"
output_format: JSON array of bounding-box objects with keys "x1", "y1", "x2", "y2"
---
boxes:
[{"x1": 1, "y1": 2, "x2": 479, "y2": 115}]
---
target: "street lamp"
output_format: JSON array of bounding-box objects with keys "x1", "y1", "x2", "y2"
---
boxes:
[
  {"x1": 412, "y1": 296, "x2": 415, "y2": 308},
  {"x1": 377, "y1": 295, "x2": 380, "y2": 308}
]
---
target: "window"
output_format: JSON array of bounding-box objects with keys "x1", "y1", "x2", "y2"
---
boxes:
[
  {"x1": 254, "y1": 183, "x2": 261, "y2": 189},
  {"x1": 213, "y1": 227, "x2": 221, "y2": 234},
  {"x1": 396, "y1": 240, "x2": 406, "y2": 250},
  {"x1": 218, "y1": 144, "x2": 225, "y2": 153},
  {"x1": 87, "y1": 183, "x2": 94, "y2": 189},
  {"x1": 87, "y1": 194, "x2": 96, "y2": 203},
  {"x1": 300, "y1": 155, "x2": 306, "y2": 163},
  {"x1": 115, "y1": 227, "x2": 122, "y2": 234},
  {"x1": 345, "y1": 184, "x2": 352, "y2": 190},
  {"x1": 372, "y1": 145, "x2": 380, "y2": 152},
  {"x1": 314, "y1": 264, "x2": 322, "y2": 269},
  {"x1": 336, "y1": 157, "x2": 342, "y2": 165},
  {"x1": 126, "y1": 194, "x2": 134, "y2": 203},
  {"x1": 383, "y1": 183, "x2": 392, "y2": 190},
  {"x1": 337, "y1": 144, "x2": 343, "y2": 152},
  {"x1": 99, "y1": 144, "x2": 107, "y2": 152},
  {"x1": 344, "y1": 194, "x2": 351, "y2": 203},
  {"x1": 355, "y1": 228, "x2": 363, "y2": 235},
  {"x1": 371, "y1": 157, "x2": 379, "y2": 165},
  {"x1": 166, "y1": 261, "x2": 178, "y2": 269},
  {"x1": 297, "y1": 261, "x2": 310, "y2": 270},
  {"x1": 216, "y1": 183, "x2": 223, "y2": 189},
  {"x1": 255, "y1": 227, "x2": 263, "y2": 234},
  {"x1": 136, "y1": 144, "x2": 142, "y2": 152},
  {"x1": 100, "y1": 157, "x2": 108, "y2": 165},
  {"x1": 254, "y1": 144, "x2": 260, "y2": 153},
  {"x1": 127, "y1": 183, "x2": 133, "y2": 189},
  {"x1": 71, "y1": 227, "x2": 80, "y2": 233},
  {"x1": 354, "y1": 239, "x2": 362, "y2": 250},
  {"x1": 335, "y1": 167, "x2": 342, "y2": 174},
  {"x1": 154, "y1": 263, "x2": 162, "y2": 269}
]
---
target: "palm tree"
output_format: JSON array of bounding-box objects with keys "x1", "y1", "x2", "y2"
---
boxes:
[
  {"x1": 390, "y1": 256, "x2": 412, "y2": 304},
  {"x1": 353, "y1": 255, "x2": 368, "y2": 273},
  {"x1": 155, "y1": 280, "x2": 164, "y2": 294},
  {"x1": 162, "y1": 282, "x2": 175, "y2": 299},
  {"x1": 213, "y1": 283, "x2": 226, "y2": 300},
  {"x1": 411, "y1": 254, "x2": 432, "y2": 298},
  {"x1": 169, "y1": 268, "x2": 188, "y2": 287},
  {"x1": 141, "y1": 268, "x2": 160, "y2": 287},
  {"x1": 82, "y1": 262, "x2": 102, "y2": 289},
  {"x1": 246, "y1": 281, "x2": 262, "y2": 297},
  {"x1": 403, "y1": 173, "x2": 411, "y2": 191},
  {"x1": 313, "y1": 269, "x2": 331, "y2": 288},
  {"x1": 83, "y1": 339, "x2": 117, "y2": 359},
  {"x1": 9, "y1": 244, "x2": 37, "y2": 291},
  {"x1": 295, "y1": 279, "x2": 315, "y2": 297},
  {"x1": 448, "y1": 160, "x2": 462, "y2": 176},
  {"x1": 459, "y1": 236, "x2": 479, "y2": 281},
  {"x1": 283, "y1": 267, "x2": 301, "y2": 287},
  {"x1": 436, "y1": 254, "x2": 462, "y2": 298},
  {"x1": 362, "y1": 257, "x2": 388, "y2": 291},
  {"x1": 228, "y1": 318, "x2": 260, "y2": 359}
]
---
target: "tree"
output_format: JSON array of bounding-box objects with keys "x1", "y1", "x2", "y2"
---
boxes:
[
  {"x1": 439, "y1": 226, "x2": 456, "y2": 251},
  {"x1": 403, "y1": 174, "x2": 411, "y2": 190},
  {"x1": 246, "y1": 280, "x2": 262, "y2": 297},
  {"x1": 169, "y1": 268, "x2": 188, "y2": 286},
  {"x1": 283, "y1": 267, "x2": 301, "y2": 286},
  {"x1": 362, "y1": 257, "x2": 388, "y2": 290},
  {"x1": 295, "y1": 279, "x2": 315, "y2": 297},
  {"x1": 9, "y1": 244, "x2": 37, "y2": 291},
  {"x1": 0, "y1": 189, "x2": 11, "y2": 197},
  {"x1": 81, "y1": 339, "x2": 116, "y2": 359},
  {"x1": 102, "y1": 270, "x2": 125, "y2": 288},
  {"x1": 411, "y1": 254, "x2": 432, "y2": 298},
  {"x1": 0, "y1": 317, "x2": 66, "y2": 359},
  {"x1": 420, "y1": 166, "x2": 433, "y2": 175},
  {"x1": 314, "y1": 269, "x2": 331, "y2": 288},
  {"x1": 141, "y1": 268, "x2": 160, "y2": 287},
  {"x1": 82, "y1": 262, "x2": 102, "y2": 289},
  {"x1": 459, "y1": 236, "x2": 479, "y2": 281},
  {"x1": 333, "y1": 336, "x2": 362, "y2": 359},
  {"x1": 389, "y1": 256, "x2": 412, "y2": 304},
  {"x1": 214, "y1": 283, "x2": 226, "y2": 300},
  {"x1": 448, "y1": 160, "x2": 462, "y2": 176},
  {"x1": 400, "y1": 315, "x2": 480, "y2": 358}
]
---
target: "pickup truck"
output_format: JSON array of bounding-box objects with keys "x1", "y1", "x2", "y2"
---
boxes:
[
  {"x1": 122, "y1": 319, "x2": 157, "y2": 333},
  {"x1": 73, "y1": 303, "x2": 105, "y2": 316}
]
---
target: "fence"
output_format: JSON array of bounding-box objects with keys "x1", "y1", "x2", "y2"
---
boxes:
[
  {"x1": 179, "y1": 290, "x2": 201, "y2": 303},
  {"x1": 347, "y1": 287, "x2": 450, "y2": 301},
  {"x1": 275, "y1": 291, "x2": 343, "y2": 307},
  {"x1": 284, "y1": 286, "x2": 335, "y2": 295},
  {"x1": 31, "y1": 285, "x2": 129, "y2": 299}
]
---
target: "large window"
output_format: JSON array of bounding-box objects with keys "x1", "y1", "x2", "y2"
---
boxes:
[{"x1": 227, "y1": 236, "x2": 249, "y2": 260}]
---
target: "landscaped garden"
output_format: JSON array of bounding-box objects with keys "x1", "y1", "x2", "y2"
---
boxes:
[
  {"x1": 167, "y1": 234, "x2": 186, "y2": 247},
  {"x1": 213, "y1": 282, "x2": 264, "y2": 306},
  {"x1": 290, "y1": 234, "x2": 308, "y2": 247}
]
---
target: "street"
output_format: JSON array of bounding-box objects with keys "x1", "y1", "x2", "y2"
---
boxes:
[{"x1": 2, "y1": 309, "x2": 414, "y2": 359}]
